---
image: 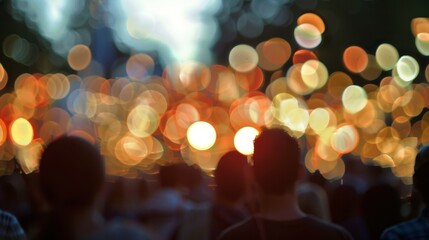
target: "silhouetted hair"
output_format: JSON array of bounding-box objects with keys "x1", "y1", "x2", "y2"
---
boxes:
[
  {"x1": 158, "y1": 163, "x2": 189, "y2": 188},
  {"x1": 362, "y1": 184, "x2": 402, "y2": 240},
  {"x1": 252, "y1": 127, "x2": 301, "y2": 195},
  {"x1": 215, "y1": 151, "x2": 249, "y2": 202},
  {"x1": 413, "y1": 145, "x2": 429, "y2": 205},
  {"x1": 39, "y1": 135, "x2": 105, "y2": 209}
]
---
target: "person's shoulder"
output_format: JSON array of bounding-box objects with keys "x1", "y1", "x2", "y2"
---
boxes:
[
  {"x1": 0, "y1": 209, "x2": 19, "y2": 224},
  {"x1": 381, "y1": 221, "x2": 412, "y2": 240},
  {"x1": 217, "y1": 217, "x2": 254, "y2": 240},
  {"x1": 84, "y1": 219, "x2": 149, "y2": 240},
  {"x1": 303, "y1": 216, "x2": 353, "y2": 240},
  {"x1": 0, "y1": 209, "x2": 26, "y2": 239},
  {"x1": 381, "y1": 217, "x2": 429, "y2": 240}
]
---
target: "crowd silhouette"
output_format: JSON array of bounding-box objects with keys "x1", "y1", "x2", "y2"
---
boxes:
[{"x1": 0, "y1": 128, "x2": 428, "y2": 239}]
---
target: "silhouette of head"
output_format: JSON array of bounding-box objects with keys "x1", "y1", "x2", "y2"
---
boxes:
[
  {"x1": 158, "y1": 163, "x2": 190, "y2": 189},
  {"x1": 252, "y1": 127, "x2": 301, "y2": 195},
  {"x1": 39, "y1": 135, "x2": 105, "y2": 209},
  {"x1": 413, "y1": 145, "x2": 429, "y2": 205},
  {"x1": 215, "y1": 150, "x2": 250, "y2": 202}
]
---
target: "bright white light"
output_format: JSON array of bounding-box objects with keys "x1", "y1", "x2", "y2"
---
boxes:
[
  {"x1": 13, "y1": 0, "x2": 86, "y2": 56},
  {"x1": 187, "y1": 121, "x2": 217, "y2": 150},
  {"x1": 234, "y1": 127, "x2": 259, "y2": 155},
  {"x1": 13, "y1": 0, "x2": 221, "y2": 65},
  {"x1": 110, "y1": 0, "x2": 221, "y2": 64}
]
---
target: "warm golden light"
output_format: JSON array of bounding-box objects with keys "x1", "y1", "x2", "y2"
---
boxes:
[
  {"x1": 67, "y1": 44, "x2": 92, "y2": 71},
  {"x1": 0, "y1": 64, "x2": 8, "y2": 91},
  {"x1": 293, "y1": 49, "x2": 318, "y2": 65},
  {"x1": 16, "y1": 140, "x2": 43, "y2": 174},
  {"x1": 395, "y1": 55, "x2": 419, "y2": 82},
  {"x1": 0, "y1": 119, "x2": 7, "y2": 146},
  {"x1": 1, "y1": 6, "x2": 429, "y2": 183},
  {"x1": 294, "y1": 23, "x2": 322, "y2": 49},
  {"x1": 342, "y1": 85, "x2": 368, "y2": 114},
  {"x1": 297, "y1": 13, "x2": 325, "y2": 33},
  {"x1": 234, "y1": 126, "x2": 259, "y2": 155},
  {"x1": 127, "y1": 105, "x2": 159, "y2": 138},
  {"x1": 343, "y1": 46, "x2": 368, "y2": 73},
  {"x1": 301, "y1": 60, "x2": 328, "y2": 90},
  {"x1": 331, "y1": 124, "x2": 359, "y2": 154},
  {"x1": 229, "y1": 44, "x2": 259, "y2": 73},
  {"x1": 257, "y1": 38, "x2": 291, "y2": 71},
  {"x1": 416, "y1": 33, "x2": 429, "y2": 56},
  {"x1": 187, "y1": 121, "x2": 216, "y2": 150},
  {"x1": 10, "y1": 118, "x2": 34, "y2": 146},
  {"x1": 45, "y1": 73, "x2": 71, "y2": 100},
  {"x1": 309, "y1": 108, "x2": 330, "y2": 133},
  {"x1": 375, "y1": 43, "x2": 398, "y2": 71}
]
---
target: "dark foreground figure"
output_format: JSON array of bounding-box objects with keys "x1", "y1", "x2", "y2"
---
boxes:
[
  {"x1": 32, "y1": 135, "x2": 148, "y2": 240},
  {"x1": 381, "y1": 145, "x2": 429, "y2": 240},
  {"x1": 218, "y1": 127, "x2": 353, "y2": 240}
]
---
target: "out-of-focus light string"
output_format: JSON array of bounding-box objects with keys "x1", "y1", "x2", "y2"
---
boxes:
[{"x1": 1, "y1": 2, "x2": 429, "y2": 184}]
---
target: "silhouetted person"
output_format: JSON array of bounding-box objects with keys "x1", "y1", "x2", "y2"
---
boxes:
[
  {"x1": 32, "y1": 135, "x2": 147, "y2": 240},
  {"x1": 362, "y1": 184, "x2": 402, "y2": 240},
  {"x1": 218, "y1": 127, "x2": 353, "y2": 240},
  {"x1": 138, "y1": 163, "x2": 195, "y2": 240},
  {"x1": 298, "y1": 182, "x2": 331, "y2": 221},
  {"x1": 0, "y1": 209, "x2": 25, "y2": 240},
  {"x1": 177, "y1": 150, "x2": 251, "y2": 240},
  {"x1": 211, "y1": 150, "x2": 251, "y2": 239},
  {"x1": 381, "y1": 145, "x2": 429, "y2": 239},
  {"x1": 103, "y1": 175, "x2": 150, "y2": 222},
  {"x1": 330, "y1": 185, "x2": 369, "y2": 240}
]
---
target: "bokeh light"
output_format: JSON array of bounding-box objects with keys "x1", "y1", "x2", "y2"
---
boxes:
[
  {"x1": 416, "y1": 33, "x2": 429, "y2": 56},
  {"x1": 234, "y1": 126, "x2": 259, "y2": 155},
  {"x1": 16, "y1": 139, "x2": 43, "y2": 174},
  {"x1": 2, "y1": 1, "x2": 429, "y2": 184},
  {"x1": 375, "y1": 43, "x2": 399, "y2": 71},
  {"x1": 45, "y1": 74, "x2": 71, "y2": 100},
  {"x1": 235, "y1": 67, "x2": 265, "y2": 91},
  {"x1": 286, "y1": 64, "x2": 313, "y2": 95},
  {"x1": 297, "y1": 13, "x2": 325, "y2": 33},
  {"x1": 127, "y1": 105, "x2": 160, "y2": 138},
  {"x1": 110, "y1": 0, "x2": 221, "y2": 63},
  {"x1": 10, "y1": 118, "x2": 34, "y2": 146},
  {"x1": 257, "y1": 38, "x2": 291, "y2": 71},
  {"x1": 293, "y1": 49, "x2": 318, "y2": 64},
  {"x1": 271, "y1": 94, "x2": 309, "y2": 136},
  {"x1": 294, "y1": 23, "x2": 322, "y2": 49},
  {"x1": 395, "y1": 55, "x2": 419, "y2": 82},
  {"x1": 237, "y1": 11, "x2": 264, "y2": 38},
  {"x1": 309, "y1": 108, "x2": 330, "y2": 133},
  {"x1": 0, "y1": 64, "x2": 8, "y2": 91},
  {"x1": 343, "y1": 46, "x2": 368, "y2": 73},
  {"x1": 229, "y1": 44, "x2": 259, "y2": 73},
  {"x1": 115, "y1": 135, "x2": 151, "y2": 166},
  {"x1": 360, "y1": 54, "x2": 382, "y2": 81},
  {"x1": 67, "y1": 44, "x2": 92, "y2": 71},
  {"x1": 321, "y1": 158, "x2": 345, "y2": 181},
  {"x1": 126, "y1": 54, "x2": 155, "y2": 81},
  {"x1": 411, "y1": 17, "x2": 429, "y2": 36},
  {"x1": 331, "y1": 124, "x2": 359, "y2": 154},
  {"x1": 187, "y1": 121, "x2": 216, "y2": 150},
  {"x1": 342, "y1": 85, "x2": 368, "y2": 114},
  {"x1": 425, "y1": 64, "x2": 429, "y2": 82},
  {"x1": 327, "y1": 71, "x2": 353, "y2": 100},
  {"x1": 301, "y1": 60, "x2": 328, "y2": 90},
  {"x1": 0, "y1": 119, "x2": 7, "y2": 146}
]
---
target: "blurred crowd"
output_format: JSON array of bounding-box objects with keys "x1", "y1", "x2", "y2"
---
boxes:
[{"x1": 0, "y1": 132, "x2": 425, "y2": 240}]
